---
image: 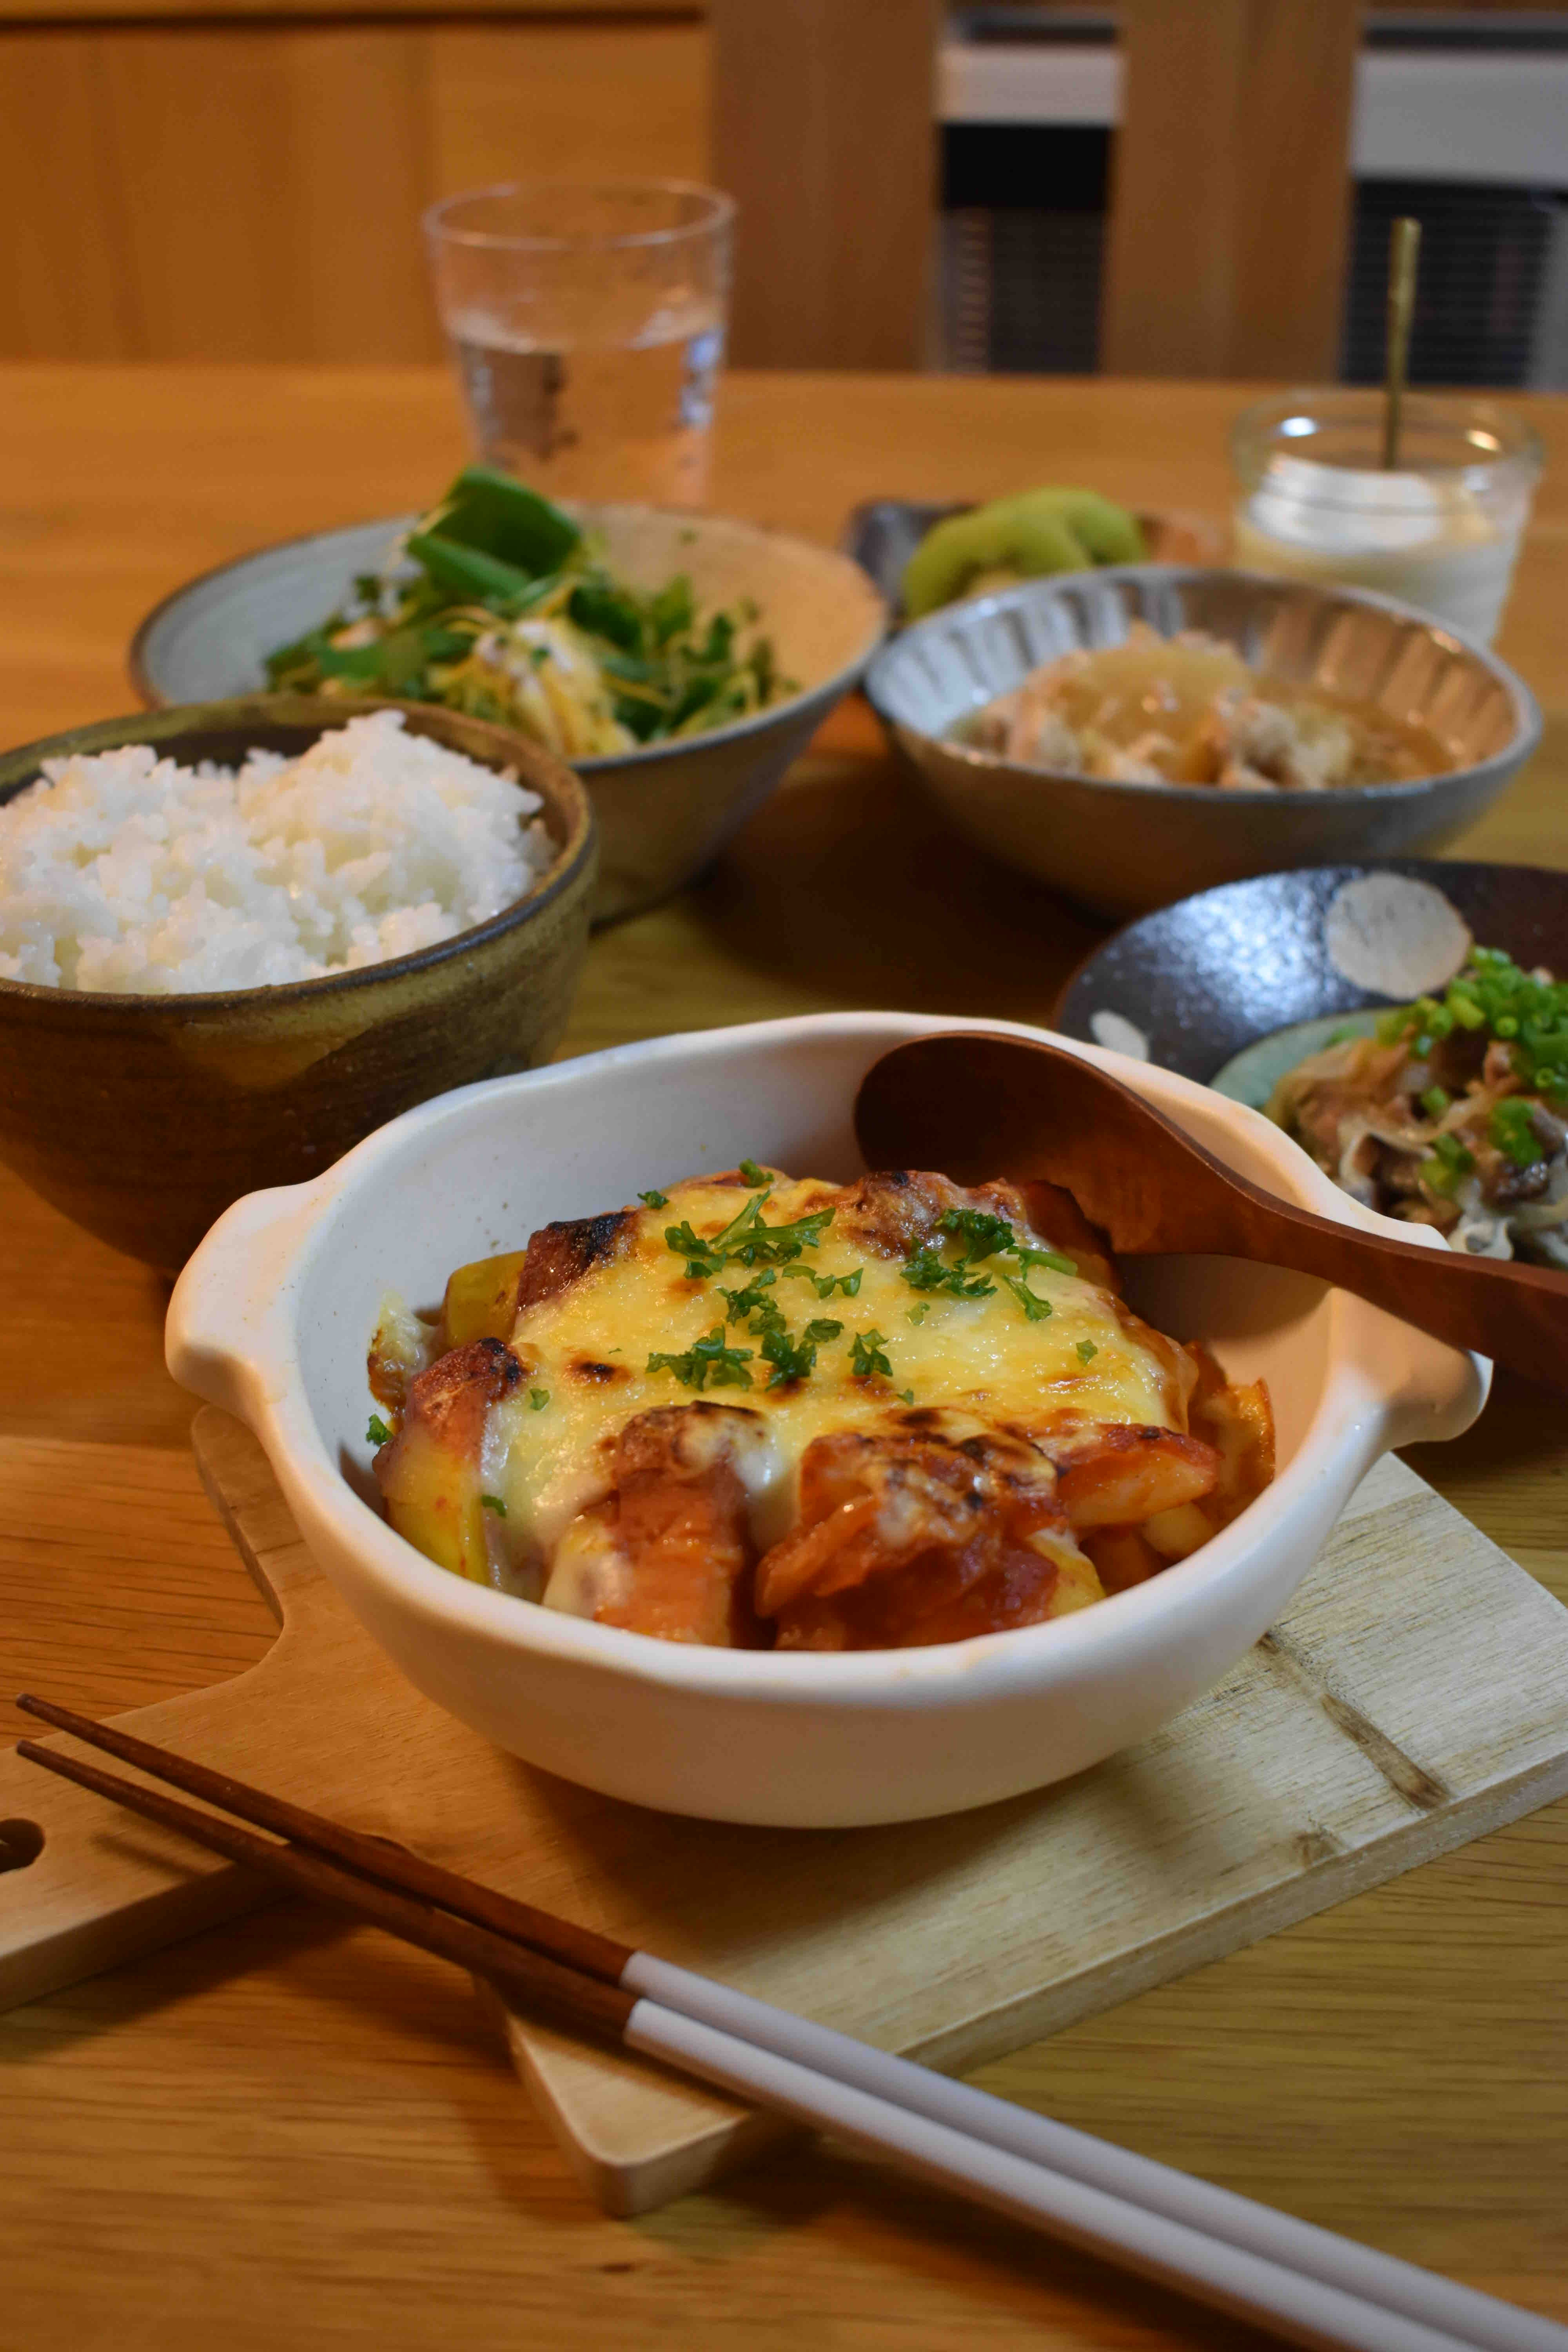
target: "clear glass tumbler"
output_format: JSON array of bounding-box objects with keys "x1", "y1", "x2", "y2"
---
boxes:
[
  {"x1": 1230, "y1": 389, "x2": 1542, "y2": 645},
  {"x1": 423, "y1": 180, "x2": 734, "y2": 509}
]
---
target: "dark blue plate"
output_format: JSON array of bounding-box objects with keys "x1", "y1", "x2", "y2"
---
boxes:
[{"x1": 1053, "y1": 861, "x2": 1568, "y2": 1109}]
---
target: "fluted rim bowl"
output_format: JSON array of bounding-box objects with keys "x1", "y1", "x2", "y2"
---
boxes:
[
  {"x1": 865, "y1": 566, "x2": 1542, "y2": 919},
  {"x1": 130, "y1": 506, "x2": 890, "y2": 924},
  {"x1": 167, "y1": 1010, "x2": 1487, "y2": 1827},
  {"x1": 0, "y1": 695, "x2": 596, "y2": 1271}
]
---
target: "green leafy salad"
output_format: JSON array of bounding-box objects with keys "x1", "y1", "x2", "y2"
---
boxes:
[{"x1": 265, "y1": 466, "x2": 788, "y2": 759}]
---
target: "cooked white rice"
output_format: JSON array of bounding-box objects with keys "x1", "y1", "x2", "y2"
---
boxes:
[{"x1": 0, "y1": 710, "x2": 551, "y2": 994}]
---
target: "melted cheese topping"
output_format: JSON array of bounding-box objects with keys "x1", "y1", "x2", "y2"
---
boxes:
[{"x1": 483, "y1": 1176, "x2": 1183, "y2": 1592}]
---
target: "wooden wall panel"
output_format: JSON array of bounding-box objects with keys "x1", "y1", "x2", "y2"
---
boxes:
[
  {"x1": 1101, "y1": 0, "x2": 1360, "y2": 381},
  {"x1": 0, "y1": 38, "x2": 138, "y2": 358},
  {"x1": 427, "y1": 22, "x2": 707, "y2": 194},
  {"x1": 0, "y1": 18, "x2": 707, "y2": 363},
  {"x1": 92, "y1": 26, "x2": 434, "y2": 362},
  {"x1": 708, "y1": 0, "x2": 939, "y2": 370}
]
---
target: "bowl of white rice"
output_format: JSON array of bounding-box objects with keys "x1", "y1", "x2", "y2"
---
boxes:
[{"x1": 0, "y1": 695, "x2": 595, "y2": 1271}]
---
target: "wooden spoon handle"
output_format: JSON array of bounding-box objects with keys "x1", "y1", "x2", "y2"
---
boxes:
[{"x1": 1218, "y1": 1185, "x2": 1568, "y2": 1392}]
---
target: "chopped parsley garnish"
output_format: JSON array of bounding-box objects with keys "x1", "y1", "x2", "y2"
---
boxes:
[
  {"x1": 1374, "y1": 949, "x2": 1568, "y2": 1105},
  {"x1": 901, "y1": 1245, "x2": 996, "y2": 1300},
  {"x1": 647, "y1": 1327, "x2": 754, "y2": 1390},
  {"x1": 802, "y1": 1317, "x2": 844, "y2": 1344},
  {"x1": 900, "y1": 1211, "x2": 1077, "y2": 1310},
  {"x1": 1076, "y1": 1339, "x2": 1099, "y2": 1365},
  {"x1": 1001, "y1": 1272, "x2": 1053, "y2": 1323},
  {"x1": 849, "y1": 1328, "x2": 893, "y2": 1379},
  {"x1": 480, "y1": 1493, "x2": 508, "y2": 1517},
  {"x1": 760, "y1": 1327, "x2": 818, "y2": 1386},
  {"x1": 1491, "y1": 1096, "x2": 1544, "y2": 1169},
  {"x1": 637, "y1": 1188, "x2": 668, "y2": 1209},
  {"x1": 781, "y1": 1264, "x2": 862, "y2": 1299},
  {"x1": 366, "y1": 1413, "x2": 393, "y2": 1447},
  {"x1": 719, "y1": 1269, "x2": 784, "y2": 1329},
  {"x1": 737, "y1": 1159, "x2": 772, "y2": 1186},
  {"x1": 906, "y1": 1303, "x2": 931, "y2": 1325},
  {"x1": 529, "y1": 1388, "x2": 550, "y2": 1412},
  {"x1": 898, "y1": 1388, "x2": 915, "y2": 1406},
  {"x1": 665, "y1": 1190, "x2": 835, "y2": 1279},
  {"x1": 938, "y1": 1207, "x2": 1015, "y2": 1263},
  {"x1": 1011, "y1": 1244, "x2": 1079, "y2": 1278}
]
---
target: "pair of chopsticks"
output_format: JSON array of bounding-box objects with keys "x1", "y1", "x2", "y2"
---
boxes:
[{"x1": 16, "y1": 1696, "x2": 1563, "y2": 2352}]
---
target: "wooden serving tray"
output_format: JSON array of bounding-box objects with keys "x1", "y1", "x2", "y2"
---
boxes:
[{"x1": 4, "y1": 1406, "x2": 1568, "y2": 2218}]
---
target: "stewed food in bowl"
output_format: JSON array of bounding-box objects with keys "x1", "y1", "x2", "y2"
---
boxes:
[{"x1": 967, "y1": 621, "x2": 1454, "y2": 791}]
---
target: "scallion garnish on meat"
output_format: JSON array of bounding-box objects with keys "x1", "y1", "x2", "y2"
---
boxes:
[{"x1": 1271, "y1": 946, "x2": 1568, "y2": 1265}]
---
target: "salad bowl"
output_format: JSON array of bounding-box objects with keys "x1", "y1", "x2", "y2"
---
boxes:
[{"x1": 132, "y1": 505, "x2": 888, "y2": 924}]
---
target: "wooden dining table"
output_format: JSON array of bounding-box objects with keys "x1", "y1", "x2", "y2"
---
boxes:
[{"x1": 2, "y1": 365, "x2": 1566, "y2": 2352}]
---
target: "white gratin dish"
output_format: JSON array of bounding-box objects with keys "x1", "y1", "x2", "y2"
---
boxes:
[{"x1": 167, "y1": 1012, "x2": 1488, "y2": 1828}]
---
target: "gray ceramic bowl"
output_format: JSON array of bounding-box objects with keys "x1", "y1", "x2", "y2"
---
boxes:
[
  {"x1": 865, "y1": 566, "x2": 1541, "y2": 919},
  {"x1": 132, "y1": 505, "x2": 889, "y2": 925},
  {"x1": 0, "y1": 696, "x2": 595, "y2": 1272}
]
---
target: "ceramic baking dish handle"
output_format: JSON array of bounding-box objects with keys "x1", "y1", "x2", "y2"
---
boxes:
[
  {"x1": 165, "y1": 1179, "x2": 322, "y2": 1419},
  {"x1": 1345, "y1": 1292, "x2": 1492, "y2": 1458}
]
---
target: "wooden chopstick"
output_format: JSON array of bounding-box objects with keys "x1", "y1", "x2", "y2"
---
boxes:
[
  {"x1": 15, "y1": 1733, "x2": 632, "y2": 2042},
  {"x1": 16, "y1": 1706, "x2": 1564, "y2": 2352},
  {"x1": 14, "y1": 1692, "x2": 629, "y2": 1983}
]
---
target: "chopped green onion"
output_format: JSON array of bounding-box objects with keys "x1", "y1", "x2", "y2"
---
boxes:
[{"x1": 1490, "y1": 1099, "x2": 1542, "y2": 1169}]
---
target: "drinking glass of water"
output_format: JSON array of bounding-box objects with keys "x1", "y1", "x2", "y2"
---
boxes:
[{"x1": 424, "y1": 180, "x2": 734, "y2": 508}]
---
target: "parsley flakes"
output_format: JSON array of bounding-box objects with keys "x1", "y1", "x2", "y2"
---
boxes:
[
  {"x1": 899, "y1": 1209, "x2": 1078, "y2": 1319},
  {"x1": 1012, "y1": 1243, "x2": 1079, "y2": 1278},
  {"x1": 849, "y1": 1328, "x2": 893, "y2": 1379},
  {"x1": 637, "y1": 1188, "x2": 668, "y2": 1209},
  {"x1": 781, "y1": 1263, "x2": 861, "y2": 1299},
  {"x1": 366, "y1": 1413, "x2": 393, "y2": 1447},
  {"x1": 647, "y1": 1327, "x2": 755, "y2": 1391},
  {"x1": 665, "y1": 1190, "x2": 835, "y2": 1280},
  {"x1": 901, "y1": 1245, "x2": 996, "y2": 1300}
]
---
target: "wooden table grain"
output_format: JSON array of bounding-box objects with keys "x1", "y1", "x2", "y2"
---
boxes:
[{"x1": 2, "y1": 366, "x2": 1566, "y2": 2352}]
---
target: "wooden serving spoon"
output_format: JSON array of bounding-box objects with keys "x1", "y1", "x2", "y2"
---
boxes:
[{"x1": 853, "y1": 1031, "x2": 1568, "y2": 1393}]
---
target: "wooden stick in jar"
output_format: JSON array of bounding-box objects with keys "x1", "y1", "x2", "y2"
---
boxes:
[{"x1": 1382, "y1": 215, "x2": 1423, "y2": 469}]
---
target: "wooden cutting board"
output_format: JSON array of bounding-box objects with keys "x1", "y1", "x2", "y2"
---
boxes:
[{"x1": 5, "y1": 1405, "x2": 1568, "y2": 2218}]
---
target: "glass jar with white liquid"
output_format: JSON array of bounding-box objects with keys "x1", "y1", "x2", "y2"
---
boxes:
[{"x1": 1231, "y1": 390, "x2": 1542, "y2": 645}]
